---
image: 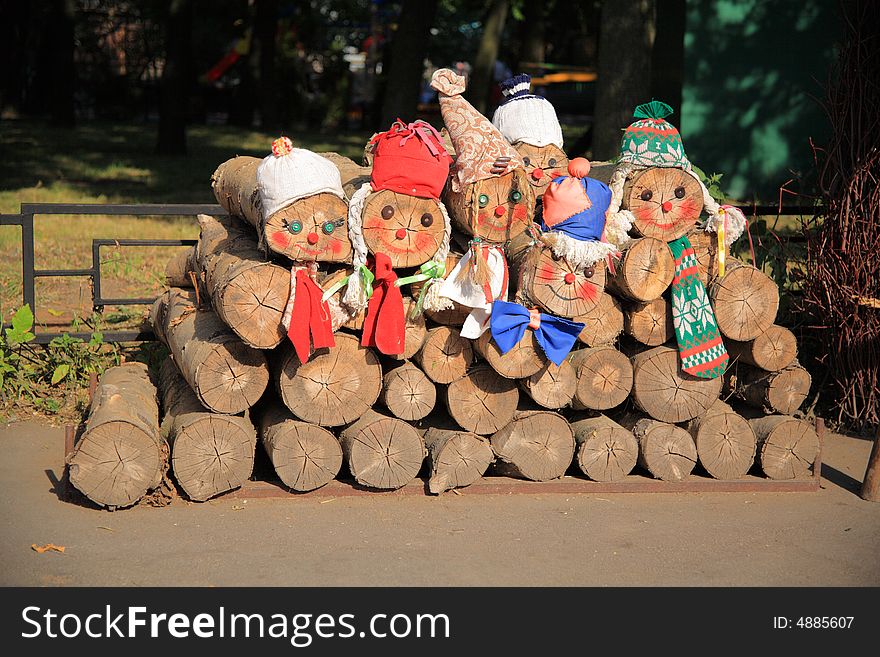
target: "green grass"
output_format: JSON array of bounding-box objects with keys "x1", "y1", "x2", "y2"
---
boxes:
[{"x1": 0, "y1": 120, "x2": 371, "y2": 328}]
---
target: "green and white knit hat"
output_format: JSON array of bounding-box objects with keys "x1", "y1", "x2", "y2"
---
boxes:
[{"x1": 618, "y1": 100, "x2": 689, "y2": 169}]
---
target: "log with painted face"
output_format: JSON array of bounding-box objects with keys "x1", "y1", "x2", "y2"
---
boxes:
[
  {"x1": 622, "y1": 166, "x2": 703, "y2": 242},
  {"x1": 266, "y1": 192, "x2": 352, "y2": 263},
  {"x1": 515, "y1": 142, "x2": 569, "y2": 198},
  {"x1": 359, "y1": 190, "x2": 447, "y2": 268},
  {"x1": 444, "y1": 168, "x2": 535, "y2": 242}
]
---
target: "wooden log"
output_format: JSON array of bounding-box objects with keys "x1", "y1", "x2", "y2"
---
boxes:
[
  {"x1": 622, "y1": 167, "x2": 703, "y2": 241},
  {"x1": 474, "y1": 329, "x2": 545, "y2": 379},
  {"x1": 410, "y1": 251, "x2": 472, "y2": 326},
  {"x1": 749, "y1": 415, "x2": 819, "y2": 480},
  {"x1": 257, "y1": 403, "x2": 342, "y2": 492},
  {"x1": 573, "y1": 292, "x2": 624, "y2": 347},
  {"x1": 570, "y1": 346, "x2": 633, "y2": 410},
  {"x1": 359, "y1": 189, "x2": 447, "y2": 268},
  {"x1": 619, "y1": 414, "x2": 698, "y2": 482},
  {"x1": 519, "y1": 360, "x2": 576, "y2": 409},
  {"x1": 444, "y1": 169, "x2": 535, "y2": 242},
  {"x1": 415, "y1": 326, "x2": 474, "y2": 384},
  {"x1": 445, "y1": 365, "x2": 519, "y2": 435},
  {"x1": 276, "y1": 332, "x2": 382, "y2": 427},
  {"x1": 686, "y1": 228, "x2": 718, "y2": 287},
  {"x1": 150, "y1": 288, "x2": 269, "y2": 414},
  {"x1": 165, "y1": 248, "x2": 193, "y2": 288},
  {"x1": 630, "y1": 345, "x2": 723, "y2": 423},
  {"x1": 490, "y1": 410, "x2": 575, "y2": 481},
  {"x1": 320, "y1": 152, "x2": 370, "y2": 198},
  {"x1": 727, "y1": 362, "x2": 811, "y2": 415},
  {"x1": 570, "y1": 415, "x2": 638, "y2": 482},
  {"x1": 67, "y1": 363, "x2": 167, "y2": 509},
  {"x1": 709, "y1": 260, "x2": 780, "y2": 341},
  {"x1": 726, "y1": 325, "x2": 797, "y2": 371},
  {"x1": 379, "y1": 362, "x2": 436, "y2": 421},
  {"x1": 509, "y1": 242, "x2": 605, "y2": 318},
  {"x1": 339, "y1": 410, "x2": 425, "y2": 490},
  {"x1": 211, "y1": 155, "x2": 351, "y2": 262},
  {"x1": 686, "y1": 399, "x2": 756, "y2": 480},
  {"x1": 606, "y1": 237, "x2": 674, "y2": 301},
  {"x1": 158, "y1": 360, "x2": 256, "y2": 501},
  {"x1": 624, "y1": 297, "x2": 674, "y2": 346},
  {"x1": 513, "y1": 142, "x2": 569, "y2": 198},
  {"x1": 192, "y1": 214, "x2": 290, "y2": 349},
  {"x1": 860, "y1": 429, "x2": 880, "y2": 502},
  {"x1": 424, "y1": 426, "x2": 493, "y2": 494}
]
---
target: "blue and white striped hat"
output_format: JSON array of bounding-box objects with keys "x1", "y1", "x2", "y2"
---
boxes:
[{"x1": 492, "y1": 74, "x2": 564, "y2": 149}]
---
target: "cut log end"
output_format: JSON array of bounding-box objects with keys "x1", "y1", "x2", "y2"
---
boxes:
[
  {"x1": 217, "y1": 263, "x2": 289, "y2": 349},
  {"x1": 710, "y1": 262, "x2": 780, "y2": 341},
  {"x1": 574, "y1": 292, "x2": 624, "y2": 347},
  {"x1": 340, "y1": 411, "x2": 426, "y2": 490},
  {"x1": 520, "y1": 360, "x2": 577, "y2": 409},
  {"x1": 380, "y1": 363, "x2": 437, "y2": 421},
  {"x1": 445, "y1": 365, "x2": 519, "y2": 435},
  {"x1": 625, "y1": 297, "x2": 674, "y2": 346},
  {"x1": 571, "y1": 346, "x2": 633, "y2": 410},
  {"x1": 197, "y1": 339, "x2": 271, "y2": 414},
  {"x1": 571, "y1": 415, "x2": 638, "y2": 482},
  {"x1": 750, "y1": 415, "x2": 819, "y2": 480},
  {"x1": 425, "y1": 428, "x2": 493, "y2": 494},
  {"x1": 623, "y1": 167, "x2": 702, "y2": 241},
  {"x1": 688, "y1": 400, "x2": 756, "y2": 480},
  {"x1": 475, "y1": 330, "x2": 546, "y2": 379},
  {"x1": 415, "y1": 326, "x2": 474, "y2": 384},
  {"x1": 361, "y1": 190, "x2": 446, "y2": 268},
  {"x1": 512, "y1": 243, "x2": 606, "y2": 318},
  {"x1": 260, "y1": 407, "x2": 342, "y2": 492},
  {"x1": 445, "y1": 171, "x2": 535, "y2": 242},
  {"x1": 727, "y1": 325, "x2": 798, "y2": 372},
  {"x1": 607, "y1": 237, "x2": 674, "y2": 301},
  {"x1": 264, "y1": 193, "x2": 352, "y2": 263},
  {"x1": 622, "y1": 415, "x2": 698, "y2": 482},
  {"x1": 491, "y1": 411, "x2": 575, "y2": 481}
]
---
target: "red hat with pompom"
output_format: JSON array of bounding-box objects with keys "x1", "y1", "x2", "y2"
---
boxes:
[{"x1": 368, "y1": 120, "x2": 453, "y2": 200}]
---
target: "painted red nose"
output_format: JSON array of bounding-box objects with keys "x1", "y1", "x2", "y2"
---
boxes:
[
  {"x1": 494, "y1": 205, "x2": 506, "y2": 217},
  {"x1": 395, "y1": 228, "x2": 407, "y2": 240},
  {"x1": 661, "y1": 200, "x2": 673, "y2": 213},
  {"x1": 531, "y1": 168, "x2": 544, "y2": 180},
  {"x1": 564, "y1": 273, "x2": 576, "y2": 284},
  {"x1": 307, "y1": 232, "x2": 319, "y2": 245}
]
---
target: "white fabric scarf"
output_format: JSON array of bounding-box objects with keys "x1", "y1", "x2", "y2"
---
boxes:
[{"x1": 439, "y1": 246, "x2": 508, "y2": 338}]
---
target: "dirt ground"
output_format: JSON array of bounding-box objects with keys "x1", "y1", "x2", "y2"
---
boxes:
[{"x1": 1, "y1": 420, "x2": 878, "y2": 587}]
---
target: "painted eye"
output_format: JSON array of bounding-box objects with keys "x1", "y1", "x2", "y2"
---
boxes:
[
  {"x1": 288, "y1": 220, "x2": 302, "y2": 234},
  {"x1": 322, "y1": 221, "x2": 335, "y2": 235},
  {"x1": 420, "y1": 212, "x2": 434, "y2": 227},
  {"x1": 584, "y1": 265, "x2": 595, "y2": 278},
  {"x1": 548, "y1": 158, "x2": 557, "y2": 167},
  {"x1": 522, "y1": 156, "x2": 531, "y2": 166},
  {"x1": 640, "y1": 189, "x2": 653, "y2": 202},
  {"x1": 674, "y1": 186, "x2": 686, "y2": 199},
  {"x1": 381, "y1": 205, "x2": 395, "y2": 219},
  {"x1": 478, "y1": 194, "x2": 489, "y2": 208},
  {"x1": 509, "y1": 190, "x2": 522, "y2": 203}
]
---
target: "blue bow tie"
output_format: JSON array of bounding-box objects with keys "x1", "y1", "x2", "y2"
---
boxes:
[{"x1": 490, "y1": 300, "x2": 584, "y2": 366}]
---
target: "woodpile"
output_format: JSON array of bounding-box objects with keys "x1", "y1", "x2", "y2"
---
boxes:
[{"x1": 68, "y1": 120, "x2": 822, "y2": 506}]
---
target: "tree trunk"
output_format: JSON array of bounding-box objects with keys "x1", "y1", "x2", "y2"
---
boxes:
[
  {"x1": 415, "y1": 326, "x2": 474, "y2": 384},
  {"x1": 474, "y1": 329, "x2": 546, "y2": 379},
  {"x1": 630, "y1": 344, "x2": 723, "y2": 422},
  {"x1": 686, "y1": 399, "x2": 756, "y2": 480},
  {"x1": 254, "y1": 0, "x2": 280, "y2": 130},
  {"x1": 750, "y1": 415, "x2": 819, "y2": 480},
  {"x1": 709, "y1": 260, "x2": 780, "y2": 341},
  {"x1": 624, "y1": 297, "x2": 673, "y2": 346},
  {"x1": 574, "y1": 292, "x2": 624, "y2": 346},
  {"x1": 275, "y1": 333, "x2": 383, "y2": 427},
  {"x1": 726, "y1": 362, "x2": 811, "y2": 415},
  {"x1": 570, "y1": 346, "x2": 633, "y2": 410},
  {"x1": 424, "y1": 426, "x2": 493, "y2": 494},
  {"x1": 726, "y1": 325, "x2": 797, "y2": 372},
  {"x1": 339, "y1": 410, "x2": 426, "y2": 490},
  {"x1": 67, "y1": 364, "x2": 166, "y2": 509},
  {"x1": 606, "y1": 237, "x2": 674, "y2": 301},
  {"x1": 257, "y1": 403, "x2": 342, "y2": 491},
  {"x1": 570, "y1": 414, "x2": 638, "y2": 481},
  {"x1": 467, "y1": 0, "x2": 510, "y2": 115},
  {"x1": 150, "y1": 288, "x2": 270, "y2": 414},
  {"x1": 619, "y1": 413, "x2": 697, "y2": 482},
  {"x1": 379, "y1": 362, "x2": 436, "y2": 421},
  {"x1": 156, "y1": 0, "x2": 192, "y2": 155},
  {"x1": 592, "y1": 0, "x2": 656, "y2": 160},
  {"x1": 649, "y1": 0, "x2": 685, "y2": 124},
  {"x1": 45, "y1": 0, "x2": 76, "y2": 127},
  {"x1": 190, "y1": 214, "x2": 290, "y2": 349},
  {"x1": 379, "y1": 0, "x2": 440, "y2": 127},
  {"x1": 519, "y1": 360, "x2": 577, "y2": 409},
  {"x1": 490, "y1": 410, "x2": 575, "y2": 481},
  {"x1": 445, "y1": 365, "x2": 519, "y2": 435},
  {"x1": 518, "y1": 0, "x2": 546, "y2": 75},
  {"x1": 158, "y1": 360, "x2": 257, "y2": 502}
]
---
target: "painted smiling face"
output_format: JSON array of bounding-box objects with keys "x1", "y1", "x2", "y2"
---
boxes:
[
  {"x1": 266, "y1": 193, "x2": 352, "y2": 263},
  {"x1": 446, "y1": 170, "x2": 535, "y2": 243},
  {"x1": 514, "y1": 143, "x2": 569, "y2": 197},
  {"x1": 361, "y1": 190, "x2": 446, "y2": 268},
  {"x1": 622, "y1": 167, "x2": 703, "y2": 241},
  {"x1": 521, "y1": 244, "x2": 606, "y2": 318}
]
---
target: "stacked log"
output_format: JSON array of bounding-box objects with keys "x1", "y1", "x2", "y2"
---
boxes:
[
  {"x1": 570, "y1": 346, "x2": 633, "y2": 411},
  {"x1": 490, "y1": 411, "x2": 575, "y2": 481},
  {"x1": 686, "y1": 400, "x2": 756, "y2": 480},
  {"x1": 445, "y1": 365, "x2": 519, "y2": 435},
  {"x1": 570, "y1": 415, "x2": 638, "y2": 482},
  {"x1": 620, "y1": 414, "x2": 698, "y2": 482},
  {"x1": 726, "y1": 361, "x2": 812, "y2": 415},
  {"x1": 339, "y1": 410, "x2": 426, "y2": 490},
  {"x1": 67, "y1": 363, "x2": 167, "y2": 509},
  {"x1": 379, "y1": 362, "x2": 436, "y2": 421},
  {"x1": 424, "y1": 425, "x2": 494, "y2": 494},
  {"x1": 750, "y1": 415, "x2": 820, "y2": 480}
]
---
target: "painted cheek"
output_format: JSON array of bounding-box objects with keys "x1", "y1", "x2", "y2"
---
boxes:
[
  {"x1": 512, "y1": 204, "x2": 528, "y2": 222},
  {"x1": 536, "y1": 264, "x2": 557, "y2": 282},
  {"x1": 365, "y1": 217, "x2": 386, "y2": 230},
  {"x1": 577, "y1": 281, "x2": 598, "y2": 301},
  {"x1": 270, "y1": 231, "x2": 291, "y2": 250},
  {"x1": 414, "y1": 231, "x2": 435, "y2": 252},
  {"x1": 678, "y1": 198, "x2": 700, "y2": 217},
  {"x1": 635, "y1": 206, "x2": 657, "y2": 223},
  {"x1": 329, "y1": 239, "x2": 343, "y2": 255}
]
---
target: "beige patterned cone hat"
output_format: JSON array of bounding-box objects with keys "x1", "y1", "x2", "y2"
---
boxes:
[{"x1": 430, "y1": 68, "x2": 524, "y2": 193}]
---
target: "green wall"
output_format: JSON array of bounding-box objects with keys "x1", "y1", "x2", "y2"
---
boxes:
[{"x1": 681, "y1": 0, "x2": 838, "y2": 201}]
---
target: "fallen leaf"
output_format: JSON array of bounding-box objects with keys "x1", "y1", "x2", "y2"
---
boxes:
[{"x1": 32, "y1": 543, "x2": 65, "y2": 554}]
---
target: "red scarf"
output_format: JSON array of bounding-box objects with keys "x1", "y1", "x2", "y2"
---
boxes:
[
  {"x1": 361, "y1": 253, "x2": 405, "y2": 356},
  {"x1": 288, "y1": 269, "x2": 335, "y2": 363}
]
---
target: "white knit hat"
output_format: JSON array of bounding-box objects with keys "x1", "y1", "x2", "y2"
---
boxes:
[
  {"x1": 256, "y1": 137, "x2": 346, "y2": 220},
  {"x1": 491, "y1": 74, "x2": 564, "y2": 149}
]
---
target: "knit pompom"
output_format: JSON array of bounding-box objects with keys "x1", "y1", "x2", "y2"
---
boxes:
[
  {"x1": 568, "y1": 157, "x2": 591, "y2": 178},
  {"x1": 430, "y1": 68, "x2": 466, "y2": 97},
  {"x1": 272, "y1": 136, "x2": 293, "y2": 157}
]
